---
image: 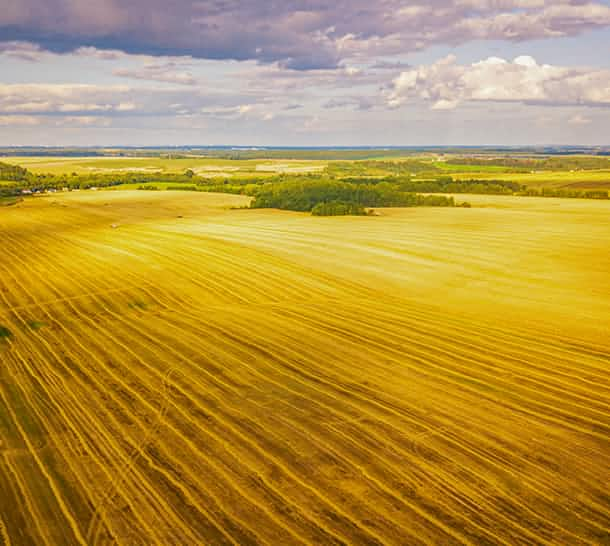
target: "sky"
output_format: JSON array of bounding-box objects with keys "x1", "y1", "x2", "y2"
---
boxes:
[{"x1": 1, "y1": 0, "x2": 610, "y2": 146}]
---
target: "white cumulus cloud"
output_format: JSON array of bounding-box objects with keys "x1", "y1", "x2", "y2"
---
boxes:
[{"x1": 387, "y1": 55, "x2": 610, "y2": 110}]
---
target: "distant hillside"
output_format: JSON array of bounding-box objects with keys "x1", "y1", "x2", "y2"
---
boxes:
[{"x1": 0, "y1": 161, "x2": 29, "y2": 181}]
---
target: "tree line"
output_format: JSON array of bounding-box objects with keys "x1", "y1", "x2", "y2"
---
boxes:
[
  {"x1": 518, "y1": 188, "x2": 609, "y2": 199},
  {"x1": 339, "y1": 176, "x2": 523, "y2": 194},
  {"x1": 446, "y1": 156, "x2": 610, "y2": 171}
]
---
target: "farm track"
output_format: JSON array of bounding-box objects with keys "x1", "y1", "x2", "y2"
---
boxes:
[{"x1": 0, "y1": 192, "x2": 609, "y2": 545}]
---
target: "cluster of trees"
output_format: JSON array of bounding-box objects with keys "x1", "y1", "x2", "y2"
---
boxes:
[{"x1": 250, "y1": 179, "x2": 458, "y2": 214}]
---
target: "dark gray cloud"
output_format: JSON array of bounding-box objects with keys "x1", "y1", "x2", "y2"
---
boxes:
[
  {"x1": 0, "y1": 40, "x2": 46, "y2": 61},
  {"x1": 2, "y1": 1, "x2": 610, "y2": 69}
]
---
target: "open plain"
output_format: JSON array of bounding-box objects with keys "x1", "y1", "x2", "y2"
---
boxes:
[{"x1": 1, "y1": 190, "x2": 609, "y2": 545}]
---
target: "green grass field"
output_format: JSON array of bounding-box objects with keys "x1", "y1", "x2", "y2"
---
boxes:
[
  {"x1": 433, "y1": 161, "x2": 519, "y2": 173},
  {"x1": 451, "y1": 169, "x2": 610, "y2": 189}
]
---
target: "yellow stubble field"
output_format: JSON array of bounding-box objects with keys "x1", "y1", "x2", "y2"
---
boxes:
[{"x1": 0, "y1": 190, "x2": 609, "y2": 545}]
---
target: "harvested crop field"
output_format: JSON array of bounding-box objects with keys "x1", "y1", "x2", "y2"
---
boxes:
[{"x1": 1, "y1": 191, "x2": 609, "y2": 545}]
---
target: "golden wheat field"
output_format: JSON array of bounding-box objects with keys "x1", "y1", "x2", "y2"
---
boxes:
[{"x1": 1, "y1": 190, "x2": 609, "y2": 545}]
